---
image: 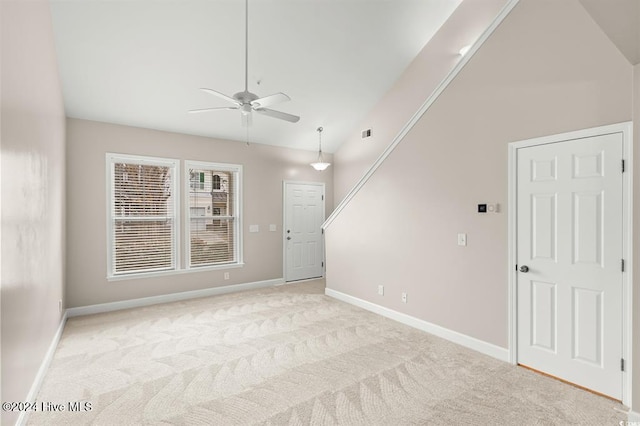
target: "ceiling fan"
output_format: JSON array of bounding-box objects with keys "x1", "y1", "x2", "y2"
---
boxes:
[{"x1": 188, "y1": 0, "x2": 300, "y2": 127}]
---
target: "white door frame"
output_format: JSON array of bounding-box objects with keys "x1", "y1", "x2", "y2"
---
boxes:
[
  {"x1": 282, "y1": 180, "x2": 326, "y2": 282},
  {"x1": 507, "y1": 121, "x2": 633, "y2": 406}
]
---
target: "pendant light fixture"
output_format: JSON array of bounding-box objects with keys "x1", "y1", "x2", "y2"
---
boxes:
[{"x1": 310, "y1": 126, "x2": 330, "y2": 171}]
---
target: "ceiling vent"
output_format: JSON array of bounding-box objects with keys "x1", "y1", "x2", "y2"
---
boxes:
[{"x1": 361, "y1": 128, "x2": 372, "y2": 139}]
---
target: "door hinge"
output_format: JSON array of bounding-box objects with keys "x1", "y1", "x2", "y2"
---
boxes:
[
  {"x1": 622, "y1": 159, "x2": 625, "y2": 173},
  {"x1": 322, "y1": 261, "x2": 324, "y2": 267},
  {"x1": 322, "y1": 195, "x2": 324, "y2": 201},
  {"x1": 621, "y1": 358, "x2": 625, "y2": 372},
  {"x1": 622, "y1": 259, "x2": 625, "y2": 272}
]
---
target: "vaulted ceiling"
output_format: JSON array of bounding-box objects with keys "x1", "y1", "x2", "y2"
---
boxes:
[
  {"x1": 50, "y1": 0, "x2": 462, "y2": 153},
  {"x1": 580, "y1": 0, "x2": 640, "y2": 65}
]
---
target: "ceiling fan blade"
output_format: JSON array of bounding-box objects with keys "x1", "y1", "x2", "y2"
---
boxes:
[
  {"x1": 254, "y1": 108, "x2": 300, "y2": 123},
  {"x1": 188, "y1": 106, "x2": 239, "y2": 114},
  {"x1": 251, "y1": 92, "x2": 290, "y2": 108},
  {"x1": 200, "y1": 88, "x2": 240, "y2": 105}
]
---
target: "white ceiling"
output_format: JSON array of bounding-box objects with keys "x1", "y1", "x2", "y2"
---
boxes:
[{"x1": 49, "y1": 0, "x2": 462, "y2": 153}]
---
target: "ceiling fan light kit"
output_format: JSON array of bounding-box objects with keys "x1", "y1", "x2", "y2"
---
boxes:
[
  {"x1": 310, "y1": 127, "x2": 331, "y2": 171},
  {"x1": 188, "y1": 0, "x2": 300, "y2": 127}
]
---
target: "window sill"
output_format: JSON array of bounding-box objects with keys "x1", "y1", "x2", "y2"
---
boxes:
[{"x1": 107, "y1": 262, "x2": 245, "y2": 282}]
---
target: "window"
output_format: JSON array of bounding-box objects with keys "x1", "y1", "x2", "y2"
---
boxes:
[
  {"x1": 187, "y1": 162, "x2": 242, "y2": 268},
  {"x1": 107, "y1": 154, "x2": 178, "y2": 277},
  {"x1": 107, "y1": 155, "x2": 242, "y2": 279},
  {"x1": 190, "y1": 171, "x2": 205, "y2": 190}
]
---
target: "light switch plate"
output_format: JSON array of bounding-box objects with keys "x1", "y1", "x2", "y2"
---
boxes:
[
  {"x1": 457, "y1": 233, "x2": 467, "y2": 246},
  {"x1": 269, "y1": 224, "x2": 277, "y2": 232},
  {"x1": 249, "y1": 225, "x2": 259, "y2": 233}
]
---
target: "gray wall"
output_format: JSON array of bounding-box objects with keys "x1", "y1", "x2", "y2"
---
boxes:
[
  {"x1": 326, "y1": 0, "x2": 631, "y2": 350},
  {"x1": 1, "y1": 1, "x2": 67, "y2": 424},
  {"x1": 66, "y1": 118, "x2": 333, "y2": 308}
]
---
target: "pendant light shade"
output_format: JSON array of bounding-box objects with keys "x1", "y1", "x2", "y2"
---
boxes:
[{"x1": 310, "y1": 126, "x2": 331, "y2": 171}]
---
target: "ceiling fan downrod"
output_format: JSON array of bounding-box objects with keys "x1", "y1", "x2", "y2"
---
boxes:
[{"x1": 188, "y1": 0, "x2": 300, "y2": 126}]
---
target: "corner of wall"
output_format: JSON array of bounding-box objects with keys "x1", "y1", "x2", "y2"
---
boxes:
[
  {"x1": 325, "y1": 0, "x2": 632, "y2": 355},
  {"x1": 631, "y1": 62, "x2": 640, "y2": 413}
]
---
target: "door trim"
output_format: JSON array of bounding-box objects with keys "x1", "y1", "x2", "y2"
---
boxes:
[
  {"x1": 282, "y1": 181, "x2": 326, "y2": 282},
  {"x1": 507, "y1": 121, "x2": 633, "y2": 406}
]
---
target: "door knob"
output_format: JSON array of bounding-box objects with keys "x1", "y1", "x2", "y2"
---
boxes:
[{"x1": 519, "y1": 265, "x2": 529, "y2": 273}]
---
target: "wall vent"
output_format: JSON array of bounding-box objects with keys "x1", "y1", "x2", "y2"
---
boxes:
[{"x1": 361, "y1": 128, "x2": 372, "y2": 139}]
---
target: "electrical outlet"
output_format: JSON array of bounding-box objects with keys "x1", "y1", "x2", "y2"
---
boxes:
[
  {"x1": 378, "y1": 285, "x2": 384, "y2": 296},
  {"x1": 224, "y1": 272, "x2": 229, "y2": 280},
  {"x1": 401, "y1": 292, "x2": 407, "y2": 303}
]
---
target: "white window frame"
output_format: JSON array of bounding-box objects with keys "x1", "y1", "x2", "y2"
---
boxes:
[
  {"x1": 184, "y1": 160, "x2": 243, "y2": 270},
  {"x1": 106, "y1": 153, "x2": 180, "y2": 279}
]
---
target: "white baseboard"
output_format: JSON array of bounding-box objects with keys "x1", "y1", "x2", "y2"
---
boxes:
[
  {"x1": 628, "y1": 410, "x2": 640, "y2": 422},
  {"x1": 16, "y1": 310, "x2": 68, "y2": 426},
  {"x1": 325, "y1": 288, "x2": 509, "y2": 362},
  {"x1": 67, "y1": 278, "x2": 284, "y2": 318}
]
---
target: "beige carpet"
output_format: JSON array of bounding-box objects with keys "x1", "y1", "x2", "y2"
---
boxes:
[{"x1": 29, "y1": 280, "x2": 625, "y2": 425}]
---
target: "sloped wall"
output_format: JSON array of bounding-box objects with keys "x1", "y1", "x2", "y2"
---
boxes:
[
  {"x1": 1, "y1": 1, "x2": 66, "y2": 424},
  {"x1": 325, "y1": 0, "x2": 632, "y2": 349},
  {"x1": 332, "y1": 0, "x2": 508, "y2": 205}
]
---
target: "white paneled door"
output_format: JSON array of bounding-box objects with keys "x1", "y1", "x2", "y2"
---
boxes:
[
  {"x1": 516, "y1": 132, "x2": 624, "y2": 400},
  {"x1": 284, "y1": 182, "x2": 325, "y2": 282}
]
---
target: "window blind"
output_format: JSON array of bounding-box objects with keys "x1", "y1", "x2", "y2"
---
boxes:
[
  {"x1": 187, "y1": 165, "x2": 239, "y2": 267},
  {"x1": 108, "y1": 156, "x2": 177, "y2": 275}
]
